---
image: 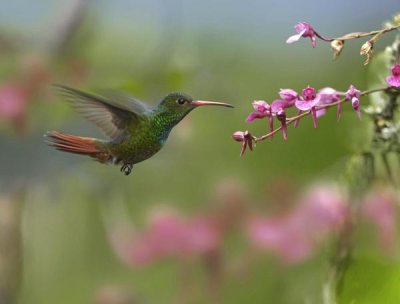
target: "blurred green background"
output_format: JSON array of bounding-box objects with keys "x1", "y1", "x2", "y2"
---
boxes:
[{"x1": 0, "y1": 1, "x2": 399, "y2": 304}]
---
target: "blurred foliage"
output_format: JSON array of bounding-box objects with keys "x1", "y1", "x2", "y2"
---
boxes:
[{"x1": 338, "y1": 258, "x2": 400, "y2": 304}]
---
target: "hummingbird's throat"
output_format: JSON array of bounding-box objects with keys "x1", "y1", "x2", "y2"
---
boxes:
[{"x1": 155, "y1": 110, "x2": 191, "y2": 128}]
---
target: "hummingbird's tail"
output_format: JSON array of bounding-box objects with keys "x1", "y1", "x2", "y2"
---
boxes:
[{"x1": 45, "y1": 131, "x2": 110, "y2": 163}]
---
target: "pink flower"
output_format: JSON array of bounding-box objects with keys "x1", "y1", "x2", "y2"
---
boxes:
[
  {"x1": 345, "y1": 85, "x2": 361, "y2": 100},
  {"x1": 279, "y1": 89, "x2": 298, "y2": 108},
  {"x1": 246, "y1": 100, "x2": 274, "y2": 136},
  {"x1": 270, "y1": 99, "x2": 287, "y2": 140},
  {"x1": 295, "y1": 86, "x2": 320, "y2": 110},
  {"x1": 317, "y1": 87, "x2": 342, "y2": 120},
  {"x1": 286, "y1": 22, "x2": 317, "y2": 48},
  {"x1": 386, "y1": 64, "x2": 400, "y2": 87},
  {"x1": 148, "y1": 210, "x2": 186, "y2": 256},
  {"x1": 345, "y1": 85, "x2": 361, "y2": 119},
  {"x1": 351, "y1": 98, "x2": 360, "y2": 118},
  {"x1": 315, "y1": 108, "x2": 326, "y2": 118},
  {"x1": 183, "y1": 216, "x2": 220, "y2": 254},
  {"x1": 246, "y1": 183, "x2": 348, "y2": 264},
  {"x1": 127, "y1": 234, "x2": 159, "y2": 266},
  {"x1": 109, "y1": 209, "x2": 221, "y2": 267},
  {"x1": 148, "y1": 210, "x2": 221, "y2": 257},
  {"x1": 318, "y1": 87, "x2": 340, "y2": 105},
  {"x1": 246, "y1": 100, "x2": 271, "y2": 122},
  {"x1": 298, "y1": 184, "x2": 347, "y2": 234},
  {"x1": 0, "y1": 82, "x2": 29, "y2": 124},
  {"x1": 295, "y1": 86, "x2": 320, "y2": 128},
  {"x1": 246, "y1": 216, "x2": 314, "y2": 263},
  {"x1": 232, "y1": 130, "x2": 254, "y2": 156},
  {"x1": 362, "y1": 190, "x2": 397, "y2": 252},
  {"x1": 108, "y1": 225, "x2": 158, "y2": 267},
  {"x1": 271, "y1": 99, "x2": 286, "y2": 113}
]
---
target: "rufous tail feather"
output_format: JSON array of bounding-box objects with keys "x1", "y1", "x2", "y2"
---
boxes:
[{"x1": 45, "y1": 131, "x2": 109, "y2": 163}]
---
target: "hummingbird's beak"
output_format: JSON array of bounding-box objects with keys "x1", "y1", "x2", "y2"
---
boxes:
[{"x1": 191, "y1": 100, "x2": 234, "y2": 108}]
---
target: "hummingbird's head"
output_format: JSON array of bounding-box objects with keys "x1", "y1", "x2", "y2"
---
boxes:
[{"x1": 158, "y1": 92, "x2": 234, "y2": 122}]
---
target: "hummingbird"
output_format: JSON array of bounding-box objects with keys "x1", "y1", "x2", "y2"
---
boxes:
[{"x1": 45, "y1": 85, "x2": 234, "y2": 175}]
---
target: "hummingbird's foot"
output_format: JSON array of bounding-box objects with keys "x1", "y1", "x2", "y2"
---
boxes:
[{"x1": 120, "y1": 164, "x2": 133, "y2": 176}]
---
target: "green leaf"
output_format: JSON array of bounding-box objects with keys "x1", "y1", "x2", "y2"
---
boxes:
[{"x1": 338, "y1": 258, "x2": 400, "y2": 304}]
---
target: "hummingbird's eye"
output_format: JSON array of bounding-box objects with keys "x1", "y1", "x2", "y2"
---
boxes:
[{"x1": 177, "y1": 98, "x2": 187, "y2": 105}]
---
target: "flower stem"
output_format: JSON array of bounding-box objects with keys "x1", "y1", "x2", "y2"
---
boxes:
[{"x1": 315, "y1": 24, "x2": 400, "y2": 42}]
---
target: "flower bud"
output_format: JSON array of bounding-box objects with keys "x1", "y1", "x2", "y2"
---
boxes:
[
  {"x1": 360, "y1": 40, "x2": 374, "y2": 65},
  {"x1": 393, "y1": 13, "x2": 400, "y2": 26},
  {"x1": 331, "y1": 39, "x2": 344, "y2": 60},
  {"x1": 232, "y1": 131, "x2": 246, "y2": 142},
  {"x1": 276, "y1": 110, "x2": 288, "y2": 141},
  {"x1": 232, "y1": 131, "x2": 254, "y2": 156}
]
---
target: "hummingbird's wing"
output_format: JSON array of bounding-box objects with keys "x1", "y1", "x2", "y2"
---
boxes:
[
  {"x1": 99, "y1": 90, "x2": 153, "y2": 116},
  {"x1": 54, "y1": 84, "x2": 149, "y2": 141}
]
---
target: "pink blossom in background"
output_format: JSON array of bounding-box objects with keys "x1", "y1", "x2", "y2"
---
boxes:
[
  {"x1": 109, "y1": 184, "x2": 398, "y2": 269},
  {"x1": 246, "y1": 216, "x2": 314, "y2": 263},
  {"x1": 386, "y1": 64, "x2": 400, "y2": 87},
  {"x1": 147, "y1": 210, "x2": 186, "y2": 256},
  {"x1": 0, "y1": 57, "x2": 50, "y2": 132},
  {"x1": 0, "y1": 82, "x2": 28, "y2": 121},
  {"x1": 183, "y1": 216, "x2": 220, "y2": 254},
  {"x1": 108, "y1": 224, "x2": 158, "y2": 267},
  {"x1": 150, "y1": 211, "x2": 221, "y2": 257},
  {"x1": 298, "y1": 184, "x2": 347, "y2": 235},
  {"x1": 109, "y1": 209, "x2": 221, "y2": 267},
  {"x1": 246, "y1": 183, "x2": 348, "y2": 263},
  {"x1": 286, "y1": 22, "x2": 317, "y2": 48},
  {"x1": 127, "y1": 234, "x2": 159, "y2": 266},
  {"x1": 362, "y1": 190, "x2": 397, "y2": 252}
]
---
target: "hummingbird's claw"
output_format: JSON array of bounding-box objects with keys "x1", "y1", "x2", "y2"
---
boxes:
[{"x1": 120, "y1": 164, "x2": 133, "y2": 176}]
